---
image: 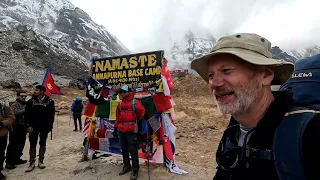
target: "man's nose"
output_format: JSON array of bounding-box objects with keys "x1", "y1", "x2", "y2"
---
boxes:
[{"x1": 209, "y1": 74, "x2": 225, "y2": 91}]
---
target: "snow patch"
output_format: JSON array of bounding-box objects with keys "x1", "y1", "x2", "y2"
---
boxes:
[
  {"x1": 51, "y1": 30, "x2": 69, "y2": 40},
  {"x1": 0, "y1": 16, "x2": 21, "y2": 28},
  {"x1": 289, "y1": 46, "x2": 320, "y2": 60}
]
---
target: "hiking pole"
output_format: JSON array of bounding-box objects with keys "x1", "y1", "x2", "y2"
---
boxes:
[
  {"x1": 51, "y1": 130, "x2": 53, "y2": 140},
  {"x1": 146, "y1": 125, "x2": 151, "y2": 180},
  {"x1": 69, "y1": 113, "x2": 72, "y2": 127},
  {"x1": 55, "y1": 110, "x2": 59, "y2": 128}
]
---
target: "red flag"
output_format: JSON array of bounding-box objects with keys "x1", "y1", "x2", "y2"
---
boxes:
[
  {"x1": 161, "y1": 58, "x2": 174, "y2": 91},
  {"x1": 42, "y1": 67, "x2": 61, "y2": 96}
]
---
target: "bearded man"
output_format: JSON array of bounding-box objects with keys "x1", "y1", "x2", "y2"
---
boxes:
[
  {"x1": 191, "y1": 33, "x2": 320, "y2": 179},
  {"x1": 25, "y1": 85, "x2": 55, "y2": 172}
]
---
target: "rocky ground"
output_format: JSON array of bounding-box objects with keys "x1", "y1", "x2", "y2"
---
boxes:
[{"x1": 1, "y1": 76, "x2": 228, "y2": 180}]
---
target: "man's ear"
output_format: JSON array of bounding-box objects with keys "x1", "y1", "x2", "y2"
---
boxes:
[{"x1": 261, "y1": 66, "x2": 275, "y2": 86}]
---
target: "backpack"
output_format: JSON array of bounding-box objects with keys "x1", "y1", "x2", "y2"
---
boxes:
[
  {"x1": 118, "y1": 99, "x2": 139, "y2": 133},
  {"x1": 273, "y1": 54, "x2": 320, "y2": 180},
  {"x1": 73, "y1": 100, "x2": 83, "y2": 113},
  {"x1": 119, "y1": 99, "x2": 136, "y2": 116}
]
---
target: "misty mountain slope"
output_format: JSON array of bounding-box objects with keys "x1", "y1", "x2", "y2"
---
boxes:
[
  {"x1": 0, "y1": 0, "x2": 130, "y2": 85},
  {"x1": 0, "y1": 0, "x2": 129, "y2": 58},
  {"x1": 168, "y1": 31, "x2": 216, "y2": 69},
  {"x1": 165, "y1": 31, "x2": 319, "y2": 72},
  {"x1": 54, "y1": 7, "x2": 130, "y2": 58}
]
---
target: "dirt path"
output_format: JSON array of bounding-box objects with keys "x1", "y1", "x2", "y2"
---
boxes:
[
  {"x1": 3, "y1": 114, "x2": 216, "y2": 180},
  {"x1": 2, "y1": 78, "x2": 227, "y2": 180}
]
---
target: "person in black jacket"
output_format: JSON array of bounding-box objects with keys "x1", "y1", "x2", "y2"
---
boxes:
[
  {"x1": 24, "y1": 85, "x2": 55, "y2": 173},
  {"x1": 5, "y1": 91, "x2": 28, "y2": 169},
  {"x1": 190, "y1": 33, "x2": 320, "y2": 179}
]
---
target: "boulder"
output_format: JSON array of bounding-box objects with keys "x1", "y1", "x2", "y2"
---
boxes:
[
  {"x1": 69, "y1": 79, "x2": 86, "y2": 90},
  {"x1": 12, "y1": 42, "x2": 27, "y2": 51},
  {"x1": 56, "y1": 101, "x2": 69, "y2": 110},
  {"x1": 0, "y1": 90, "x2": 16, "y2": 105},
  {"x1": 0, "y1": 79, "x2": 21, "y2": 89}
]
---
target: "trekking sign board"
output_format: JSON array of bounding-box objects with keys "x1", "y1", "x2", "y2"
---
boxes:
[{"x1": 91, "y1": 50, "x2": 164, "y2": 89}]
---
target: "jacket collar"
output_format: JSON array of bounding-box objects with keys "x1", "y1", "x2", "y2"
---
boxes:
[{"x1": 122, "y1": 92, "x2": 135, "y2": 101}]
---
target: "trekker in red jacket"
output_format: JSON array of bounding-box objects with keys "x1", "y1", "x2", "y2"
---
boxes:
[{"x1": 113, "y1": 85, "x2": 145, "y2": 180}]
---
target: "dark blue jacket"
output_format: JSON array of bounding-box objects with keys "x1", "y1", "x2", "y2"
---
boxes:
[
  {"x1": 25, "y1": 95, "x2": 55, "y2": 133},
  {"x1": 213, "y1": 91, "x2": 320, "y2": 180}
]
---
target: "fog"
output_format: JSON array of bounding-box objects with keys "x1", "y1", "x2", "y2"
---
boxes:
[{"x1": 70, "y1": 0, "x2": 320, "y2": 52}]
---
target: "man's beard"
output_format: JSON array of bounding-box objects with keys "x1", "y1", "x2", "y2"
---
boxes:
[{"x1": 212, "y1": 79, "x2": 260, "y2": 115}]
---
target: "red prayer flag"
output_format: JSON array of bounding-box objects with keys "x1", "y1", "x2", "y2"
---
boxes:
[
  {"x1": 42, "y1": 67, "x2": 61, "y2": 97},
  {"x1": 83, "y1": 102, "x2": 96, "y2": 117},
  {"x1": 152, "y1": 93, "x2": 172, "y2": 112},
  {"x1": 161, "y1": 58, "x2": 174, "y2": 91}
]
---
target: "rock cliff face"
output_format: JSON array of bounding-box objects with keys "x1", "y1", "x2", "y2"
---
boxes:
[
  {"x1": 270, "y1": 46, "x2": 297, "y2": 63},
  {"x1": 0, "y1": 25, "x2": 86, "y2": 86},
  {"x1": 0, "y1": 0, "x2": 130, "y2": 86}
]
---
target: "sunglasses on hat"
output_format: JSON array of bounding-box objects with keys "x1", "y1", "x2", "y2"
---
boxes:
[
  {"x1": 117, "y1": 90, "x2": 127, "y2": 94},
  {"x1": 20, "y1": 94, "x2": 27, "y2": 98},
  {"x1": 216, "y1": 125, "x2": 274, "y2": 171}
]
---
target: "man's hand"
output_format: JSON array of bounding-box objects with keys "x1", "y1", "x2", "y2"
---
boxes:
[
  {"x1": 112, "y1": 128, "x2": 118, "y2": 138},
  {"x1": 27, "y1": 127, "x2": 33, "y2": 133}
]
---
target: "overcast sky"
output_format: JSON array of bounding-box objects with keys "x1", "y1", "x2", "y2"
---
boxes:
[{"x1": 69, "y1": 0, "x2": 320, "y2": 52}]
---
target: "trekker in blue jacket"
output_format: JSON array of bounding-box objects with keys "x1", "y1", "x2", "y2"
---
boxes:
[{"x1": 70, "y1": 96, "x2": 84, "y2": 132}]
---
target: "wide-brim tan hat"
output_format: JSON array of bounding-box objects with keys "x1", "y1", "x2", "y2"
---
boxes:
[{"x1": 191, "y1": 33, "x2": 294, "y2": 85}]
